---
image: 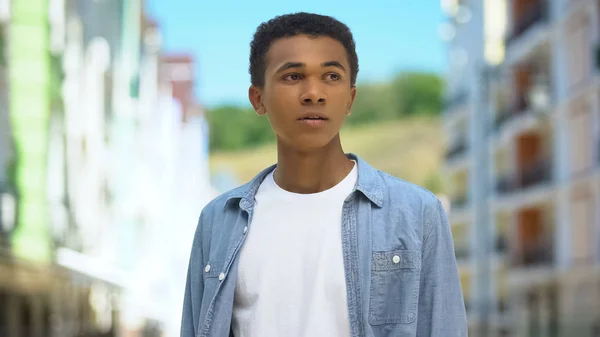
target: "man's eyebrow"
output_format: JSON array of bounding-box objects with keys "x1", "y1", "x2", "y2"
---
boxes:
[
  {"x1": 275, "y1": 62, "x2": 305, "y2": 73},
  {"x1": 322, "y1": 61, "x2": 346, "y2": 71},
  {"x1": 275, "y1": 61, "x2": 347, "y2": 73}
]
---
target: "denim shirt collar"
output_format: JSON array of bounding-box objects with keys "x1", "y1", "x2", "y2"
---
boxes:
[{"x1": 226, "y1": 153, "x2": 384, "y2": 211}]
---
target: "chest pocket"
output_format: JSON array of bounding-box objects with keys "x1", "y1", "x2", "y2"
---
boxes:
[{"x1": 368, "y1": 250, "x2": 421, "y2": 325}]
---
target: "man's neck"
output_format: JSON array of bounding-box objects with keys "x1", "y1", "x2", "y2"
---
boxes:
[{"x1": 273, "y1": 135, "x2": 355, "y2": 194}]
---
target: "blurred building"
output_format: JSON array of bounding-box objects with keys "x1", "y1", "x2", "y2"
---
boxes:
[
  {"x1": 443, "y1": 0, "x2": 600, "y2": 336},
  {"x1": 0, "y1": 0, "x2": 212, "y2": 336}
]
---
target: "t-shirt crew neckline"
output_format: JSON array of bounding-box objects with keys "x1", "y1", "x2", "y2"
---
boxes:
[{"x1": 265, "y1": 160, "x2": 358, "y2": 200}]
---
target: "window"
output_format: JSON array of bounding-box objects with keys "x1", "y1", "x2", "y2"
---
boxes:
[
  {"x1": 571, "y1": 196, "x2": 593, "y2": 263},
  {"x1": 569, "y1": 104, "x2": 592, "y2": 175},
  {"x1": 566, "y1": 16, "x2": 591, "y2": 89}
]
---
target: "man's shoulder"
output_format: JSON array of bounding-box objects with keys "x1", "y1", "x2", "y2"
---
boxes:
[{"x1": 376, "y1": 170, "x2": 440, "y2": 207}]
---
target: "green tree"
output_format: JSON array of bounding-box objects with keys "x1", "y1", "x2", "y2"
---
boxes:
[
  {"x1": 347, "y1": 82, "x2": 396, "y2": 126},
  {"x1": 206, "y1": 105, "x2": 273, "y2": 152},
  {"x1": 205, "y1": 71, "x2": 444, "y2": 152},
  {"x1": 390, "y1": 72, "x2": 444, "y2": 117}
]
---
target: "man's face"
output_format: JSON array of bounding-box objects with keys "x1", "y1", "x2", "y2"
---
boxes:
[{"x1": 249, "y1": 34, "x2": 356, "y2": 151}]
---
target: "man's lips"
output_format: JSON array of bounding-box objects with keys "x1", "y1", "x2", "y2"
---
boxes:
[
  {"x1": 297, "y1": 112, "x2": 329, "y2": 121},
  {"x1": 298, "y1": 112, "x2": 329, "y2": 127}
]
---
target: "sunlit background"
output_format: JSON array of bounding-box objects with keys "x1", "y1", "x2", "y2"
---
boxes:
[{"x1": 0, "y1": 0, "x2": 598, "y2": 336}]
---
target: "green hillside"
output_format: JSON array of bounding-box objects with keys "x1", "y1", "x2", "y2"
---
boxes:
[{"x1": 210, "y1": 117, "x2": 445, "y2": 192}]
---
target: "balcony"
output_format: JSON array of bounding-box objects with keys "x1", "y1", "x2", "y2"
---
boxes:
[
  {"x1": 455, "y1": 246, "x2": 469, "y2": 261},
  {"x1": 493, "y1": 91, "x2": 536, "y2": 132},
  {"x1": 494, "y1": 107, "x2": 529, "y2": 132},
  {"x1": 520, "y1": 158, "x2": 552, "y2": 188},
  {"x1": 595, "y1": 44, "x2": 600, "y2": 72},
  {"x1": 597, "y1": 139, "x2": 600, "y2": 166},
  {"x1": 511, "y1": 241, "x2": 553, "y2": 267},
  {"x1": 446, "y1": 138, "x2": 468, "y2": 161},
  {"x1": 495, "y1": 235, "x2": 508, "y2": 254},
  {"x1": 496, "y1": 158, "x2": 552, "y2": 194},
  {"x1": 451, "y1": 195, "x2": 468, "y2": 210},
  {"x1": 506, "y1": 1, "x2": 549, "y2": 45}
]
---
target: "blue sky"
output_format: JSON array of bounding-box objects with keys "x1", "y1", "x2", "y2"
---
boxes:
[{"x1": 147, "y1": 0, "x2": 448, "y2": 107}]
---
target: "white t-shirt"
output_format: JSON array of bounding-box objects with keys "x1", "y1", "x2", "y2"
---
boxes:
[{"x1": 231, "y1": 162, "x2": 358, "y2": 337}]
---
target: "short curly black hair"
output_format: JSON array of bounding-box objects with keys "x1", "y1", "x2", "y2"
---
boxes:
[{"x1": 249, "y1": 12, "x2": 359, "y2": 87}]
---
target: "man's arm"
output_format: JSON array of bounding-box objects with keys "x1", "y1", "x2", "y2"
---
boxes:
[
  {"x1": 417, "y1": 198, "x2": 468, "y2": 336},
  {"x1": 181, "y1": 214, "x2": 205, "y2": 337}
]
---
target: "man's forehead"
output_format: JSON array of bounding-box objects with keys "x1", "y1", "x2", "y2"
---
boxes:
[{"x1": 266, "y1": 35, "x2": 349, "y2": 68}]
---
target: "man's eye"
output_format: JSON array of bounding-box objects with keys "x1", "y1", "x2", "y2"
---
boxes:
[
  {"x1": 283, "y1": 74, "x2": 302, "y2": 81},
  {"x1": 325, "y1": 73, "x2": 341, "y2": 81}
]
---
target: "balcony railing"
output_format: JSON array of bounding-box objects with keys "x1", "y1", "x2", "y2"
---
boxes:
[
  {"x1": 496, "y1": 158, "x2": 552, "y2": 194},
  {"x1": 455, "y1": 246, "x2": 469, "y2": 261},
  {"x1": 506, "y1": 1, "x2": 549, "y2": 45},
  {"x1": 446, "y1": 139, "x2": 468, "y2": 161},
  {"x1": 511, "y1": 240, "x2": 553, "y2": 267},
  {"x1": 495, "y1": 235, "x2": 508, "y2": 253},
  {"x1": 595, "y1": 43, "x2": 600, "y2": 72},
  {"x1": 597, "y1": 139, "x2": 600, "y2": 166},
  {"x1": 451, "y1": 195, "x2": 468, "y2": 210},
  {"x1": 494, "y1": 94, "x2": 534, "y2": 131},
  {"x1": 496, "y1": 174, "x2": 514, "y2": 194},
  {"x1": 520, "y1": 158, "x2": 552, "y2": 188},
  {"x1": 494, "y1": 109, "x2": 511, "y2": 131}
]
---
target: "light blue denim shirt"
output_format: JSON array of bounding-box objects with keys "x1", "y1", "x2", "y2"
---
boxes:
[{"x1": 181, "y1": 154, "x2": 468, "y2": 337}]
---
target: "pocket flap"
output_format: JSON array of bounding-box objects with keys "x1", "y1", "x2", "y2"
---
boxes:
[{"x1": 372, "y1": 250, "x2": 421, "y2": 271}]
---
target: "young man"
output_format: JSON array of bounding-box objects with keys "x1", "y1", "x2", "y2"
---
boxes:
[{"x1": 181, "y1": 12, "x2": 467, "y2": 337}]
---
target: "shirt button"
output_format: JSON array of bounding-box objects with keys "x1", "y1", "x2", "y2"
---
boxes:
[
  {"x1": 204, "y1": 264, "x2": 211, "y2": 273},
  {"x1": 243, "y1": 226, "x2": 248, "y2": 234},
  {"x1": 392, "y1": 255, "x2": 401, "y2": 264},
  {"x1": 219, "y1": 273, "x2": 225, "y2": 281}
]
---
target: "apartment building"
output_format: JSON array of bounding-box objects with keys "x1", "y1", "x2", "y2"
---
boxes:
[{"x1": 443, "y1": 0, "x2": 600, "y2": 336}]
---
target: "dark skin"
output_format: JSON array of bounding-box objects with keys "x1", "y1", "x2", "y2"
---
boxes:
[{"x1": 249, "y1": 35, "x2": 357, "y2": 194}]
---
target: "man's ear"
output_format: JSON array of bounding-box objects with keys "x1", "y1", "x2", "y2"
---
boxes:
[
  {"x1": 249, "y1": 85, "x2": 267, "y2": 116},
  {"x1": 346, "y1": 86, "x2": 357, "y2": 116}
]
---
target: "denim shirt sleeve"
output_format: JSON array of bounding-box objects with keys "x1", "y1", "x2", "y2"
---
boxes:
[
  {"x1": 181, "y1": 213, "x2": 205, "y2": 337},
  {"x1": 417, "y1": 198, "x2": 468, "y2": 336}
]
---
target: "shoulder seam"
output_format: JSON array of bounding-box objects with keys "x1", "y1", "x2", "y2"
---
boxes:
[
  {"x1": 378, "y1": 170, "x2": 438, "y2": 199},
  {"x1": 423, "y1": 197, "x2": 442, "y2": 244}
]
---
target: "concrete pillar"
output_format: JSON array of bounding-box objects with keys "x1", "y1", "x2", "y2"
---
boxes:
[
  {"x1": 29, "y1": 295, "x2": 45, "y2": 337},
  {"x1": 554, "y1": 29, "x2": 572, "y2": 270},
  {"x1": 50, "y1": 283, "x2": 64, "y2": 337},
  {"x1": 65, "y1": 283, "x2": 78, "y2": 337},
  {"x1": 555, "y1": 190, "x2": 570, "y2": 268},
  {"x1": 517, "y1": 291, "x2": 530, "y2": 337},
  {"x1": 6, "y1": 294, "x2": 21, "y2": 337},
  {"x1": 508, "y1": 211, "x2": 519, "y2": 265},
  {"x1": 539, "y1": 287, "x2": 550, "y2": 337}
]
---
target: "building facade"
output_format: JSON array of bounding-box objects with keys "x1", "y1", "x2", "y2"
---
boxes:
[
  {"x1": 0, "y1": 0, "x2": 213, "y2": 336},
  {"x1": 443, "y1": 0, "x2": 600, "y2": 336}
]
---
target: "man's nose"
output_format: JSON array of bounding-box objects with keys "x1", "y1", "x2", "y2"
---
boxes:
[{"x1": 300, "y1": 79, "x2": 326, "y2": 104}]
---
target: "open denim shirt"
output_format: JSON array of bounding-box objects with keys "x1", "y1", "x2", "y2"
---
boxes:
[{"x1": 181, "y1": 154, "x2": 468, "y2": 337}]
